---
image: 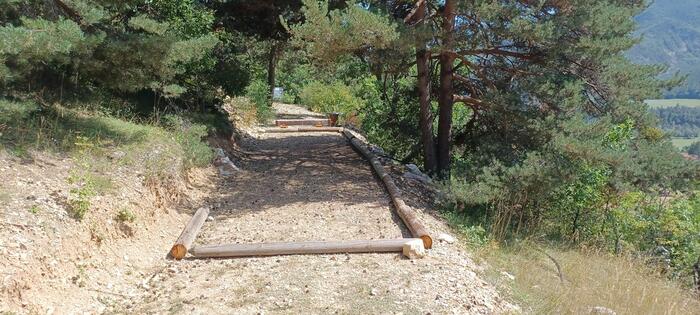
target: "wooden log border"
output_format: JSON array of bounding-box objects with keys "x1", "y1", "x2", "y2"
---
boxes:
[
  {"x1": 191, "y1": 238, "x2": 421, "y2": 258},
  {"x1": 275, "y1": 119, "x2": 329, "y2": 127},
  {"x1": 170, "y1": 207, "x2": 209, "y2": 260},
  {"x1": 341, "y1": 129, "x2": 433, "y2": 249},
  {"x1": 171, "y1": 126, "x2": 432, "y2": 259},
  {"x1": 264, "y1": 126, "x2": 344, "y2": 133}
]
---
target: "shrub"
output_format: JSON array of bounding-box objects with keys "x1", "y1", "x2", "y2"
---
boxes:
[
  {"x1": 223, "y1": 96, "x2": 258, "y2": 127},
  {"x1": 686, "y1": 140, "x2": 700, "y2": 156},
  {"x1": 161, "y1": 114, "x2": 213, "y2": 169},
  {"x1": 68, "y1": 185, "x2": 95, "y2": 220},
  {"x1": 299, "y1": 81, "x2": 363, "y2": 118},
  {"x1": 245, "y1": 79, "x2": 274, "y2": 122},
  {"x1": 116, "y1": 208, "x2": 136, "y2": 222}
]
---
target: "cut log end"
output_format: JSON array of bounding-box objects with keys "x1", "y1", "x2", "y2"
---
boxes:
[
  {"x1": 403, "y1": 239, "x2": 426, "y2": 259},
  {"x1": 170, "y1": 207, "x2": 209, "y2": 260},
  {"x1": 170, "y1": 244, "x2": 187, "y2": 260},
  {"x1": 421, "y1": 235, "x2": 433, "y2": 249}
]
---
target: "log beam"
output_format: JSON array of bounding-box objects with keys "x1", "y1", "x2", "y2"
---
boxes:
[
  {"x1": 275, "y1": 119, "x2": 329, "y2": 127},
  {"x1": 342, "y1": 129, "x2": 433, "y2": 249},
  {"x1": 191, "y1": 238, "x2": 421, "y2": 258},
  {"x1": 170, "y1": 207, "x2": 209, "y2": 260},
  {"x1": 264, "y1": 127, "x2": 344, "y2": 133}
]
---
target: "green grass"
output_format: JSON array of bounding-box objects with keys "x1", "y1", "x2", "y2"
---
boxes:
[
  {"x1": 28, "y1": 205, "x2": 40, "y2": 214},
  {"x1": 0, "y1": 98, "x2": 213, "y2": 176},
  {"x1": 645, "y1": 99, "x2": 700, "y2": 108},
  {"x1": 442, "y1": 212, "x2": 700, "y2": 314},
  {"x1": 671, "y1": 136, "x2": 700, "y2": 149},
  {"x1": 479, "y1": 244, "x2": 700, "y2": 314}
]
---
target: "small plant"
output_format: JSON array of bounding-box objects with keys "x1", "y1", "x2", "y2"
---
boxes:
[
  {"x1": 68, "y1": 186, "x2": 93, "y2": 220},
  {"x1": 161, "y1": 115, "x2": 213, "y2": 169},
  {"x1": 89, "y1": 224, "x2": 104, "y2": 244},
  {"x1": 116, "y1": 208, "x2": 136, "y2": 223},
  {"x1": 67, "y1": 178, "x2": 95, "y2": 220},
  {"x1": 245, "y1": 79, "x2": 274, "y2": 122},
  {"x1": 28, "y1": 205, "x2": 40, "y2": 214}
]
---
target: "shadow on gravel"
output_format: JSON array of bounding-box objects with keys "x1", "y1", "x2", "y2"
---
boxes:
[{"x1": 204, "y1": 132, "x2": 412, "y2": 239}]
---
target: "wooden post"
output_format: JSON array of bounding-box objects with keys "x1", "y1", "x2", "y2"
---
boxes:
[
  {"x1": 342, "y1": 129, "x2": 433, "y2": 249},
  {"x1": 191, "y1": 238, "x2": 421, "y2": 258},
  {"x1": 264, "y1": 127, "x2": 344, "y2": 133},
  {"x1": 170, "y1": 207, "x2": 209, "y2": 260}
]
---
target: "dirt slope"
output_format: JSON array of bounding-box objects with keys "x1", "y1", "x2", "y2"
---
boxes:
[
  {"x1": 118, "y1": 104, "x2": 514, "y2": 314},
  {"x1": 0, "y1": 151, "x2": 216, "y2": 313}
]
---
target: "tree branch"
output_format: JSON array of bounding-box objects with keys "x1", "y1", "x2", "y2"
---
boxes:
[{"x1": 53, "y1": 0, "x2": 83, "y2": 25}]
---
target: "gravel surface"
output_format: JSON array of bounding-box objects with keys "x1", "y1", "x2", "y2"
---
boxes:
[{"x1": 119, "y1": 105, "x2": 515, "y2": 314}]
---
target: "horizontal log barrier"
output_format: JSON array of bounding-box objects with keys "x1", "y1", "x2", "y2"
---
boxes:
[
  {"x1": 342, "y1": 129, "x2": 433, "y2": 249},
  {"x1": 170, "y1": 207, "x2": 209, "y2": 260},
  {"x1": 191, "y1": 238, "x2": 422, "y2": 258},
  {"x1": 264, "y1": 126, "x2": 344, "y2": 133},
  {"x1": 275, "y1": 119, "x2": 329, "y2": 127}
]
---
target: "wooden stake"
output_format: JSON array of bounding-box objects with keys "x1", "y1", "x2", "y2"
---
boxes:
[
  {"x1": 343, "y1": 129, "x2": 433, "y2": 249},
  {"x1": 170, "y1": 207, "x2": 209, "y2": 260},
  {"x1": 191, "y1": 238, "x2": 421, "y2": 258}
]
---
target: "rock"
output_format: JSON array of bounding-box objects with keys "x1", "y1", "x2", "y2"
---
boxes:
[
  {"x1": 500, "y1": 271, "x2": 515, "y2": 281},
  {"x1": 437, "y1": 233, "x2": 456, "y2": 244},
  {"x1": 213, "y1": 148, "x2": 240, "y2": 176},
  {"x1": 589, "y1": 306, "x2": 616, "y2": 315},
  {"x1": 402, "y1": 239, "x2": 426, "y2": 259},
  {"x1": 108, "y1": 151, "x2": 126, "y2": 160},
  {"x1": 369, "y1": 145, "x2": 385, "y2": 156},
  {"x1": 369, "y1": 288, "x2": 379, "y2": 296},
  {"x1": 405, "y1": 164, "x2": 421, "y2": 175},
  {"x1": 403, "y1": 172, "x2": 432, "y2": 184},
  {"x1": 206, "y1": 216, "x2": 214, "y2": 222}
]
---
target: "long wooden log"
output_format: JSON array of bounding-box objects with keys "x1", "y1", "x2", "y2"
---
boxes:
[
  {"x1": 170, "y1": 207, "x2": 209, "y2": 259},
  {"x1": 343, "y1": 129, "x2": 433, "y2": 249},
  {"x1": 264, "y1": 127, "x2": 344, "y2": 133},
  {"x1": 191, "y1": 238, "x2": 421, "y2": 258},
  {"x1": 275, "y1": 119, "x2": 329, "y2": 127}
]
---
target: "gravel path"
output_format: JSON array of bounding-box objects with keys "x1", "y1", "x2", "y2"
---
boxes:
[
  {"x1": 122, "y1": 105, "x2": 514, "y2": 314},
  {"x1": 199, "y1": 132, "x2": 408, "y2": 245}
]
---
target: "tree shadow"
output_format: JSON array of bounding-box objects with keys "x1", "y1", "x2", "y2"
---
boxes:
[
  {"x1": 201, "y1": 132, "x2": 412, "y2": 241},
  {"x1": 0, "y1": 100, "x2": 153, "y2": 156}
]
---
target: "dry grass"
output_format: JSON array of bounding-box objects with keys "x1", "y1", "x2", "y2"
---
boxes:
[{"x1": 480, "y1": 245, "x2": 700, "y2": 315}]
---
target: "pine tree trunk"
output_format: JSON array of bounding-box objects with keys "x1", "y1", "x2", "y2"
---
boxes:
[
  {"x1": 267, "y1": 41, "x2": 278, "y2": 104},
  {"x1": 436, "y1": 0, "x2": 456, "y2": 178},
  {"x1": 414, "y1": 1, "x2": 437, "y2": 175}
]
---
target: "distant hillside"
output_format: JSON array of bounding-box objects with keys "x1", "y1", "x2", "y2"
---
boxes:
[{"x1": 627, "y1": 0, "x2": 700, "y2": 98}]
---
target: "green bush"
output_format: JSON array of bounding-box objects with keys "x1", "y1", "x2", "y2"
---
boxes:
[
  {"x1": 277, "y1": 60, "x2": 315, "y2": 103},
  {"x1": 299, "y1": 81, "x2": 362, "y2": 116},
  {"x1": 223, "y1": 96, "x2": 259, "y2": 127},
  {"x1": 161, "y1": 114, "x2": 213, "y2": 169},
  {"x1": 245, "y1": 79, "x2": 274, "y2": 122},
  {"x1": 686, "y1": 141, "x2": 700, "y2": 156}
]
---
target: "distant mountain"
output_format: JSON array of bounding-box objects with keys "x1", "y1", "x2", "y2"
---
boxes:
[{"x1": 627, "y1": 0, "x2": 700, "y2": 98}]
